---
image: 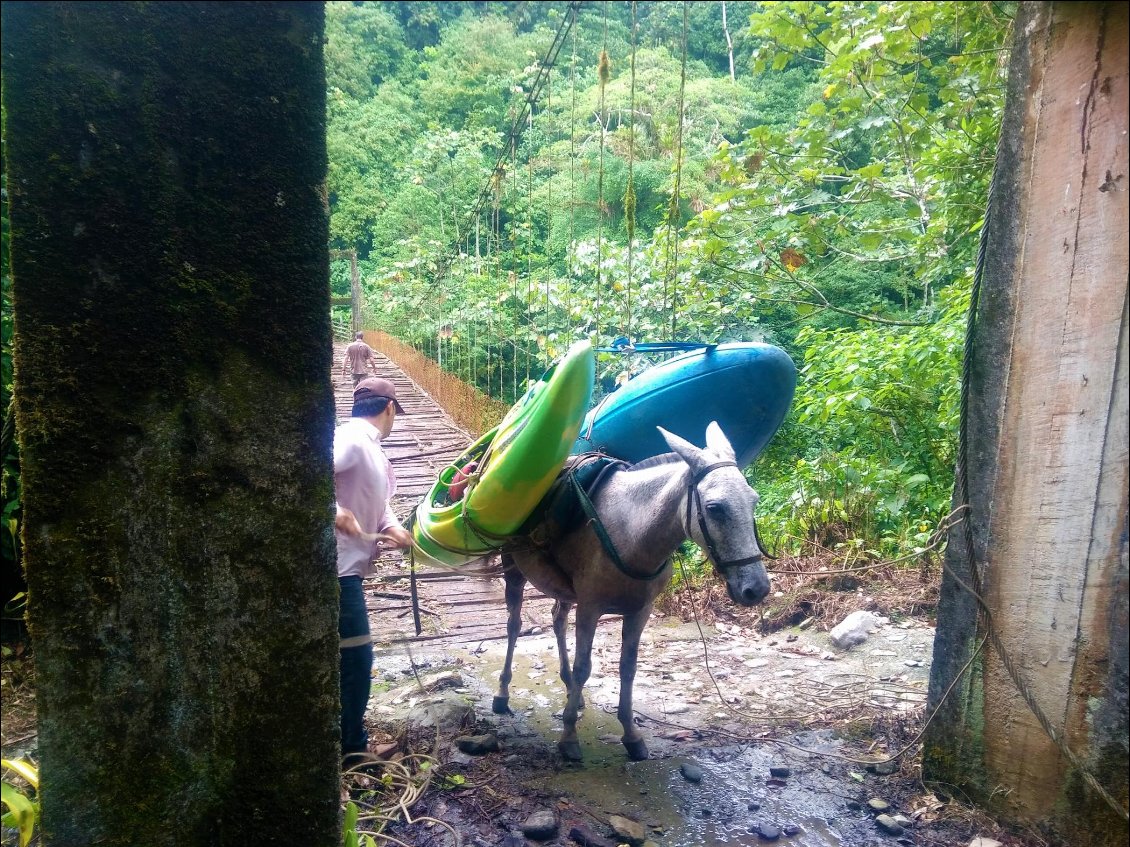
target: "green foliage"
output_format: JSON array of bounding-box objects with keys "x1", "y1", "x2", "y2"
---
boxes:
[
  {"x1": 1, "y1": 759, "x2": 39, "y2": 847},
  {"x1": 325, "y1": 2, "x2": 409, "y2": 99},
  {"x1": 439, "y1": 773, "x2": 467, "y2": 789},
  {"x1": 342, "y1": 800, "x2": 377, "y2": 847},
  {"x1": 758, "y1": 281, "x2": 970, "y2": 555},
  {"x1": 702, "y1": 0, "x2": 1011, "y2": 323},
  {"x1": 415, "y1": 13, "x2": 539, "y2": 130},
  {"x1": 326, "y1": 1, "x2": 1012, "y2": 559}
]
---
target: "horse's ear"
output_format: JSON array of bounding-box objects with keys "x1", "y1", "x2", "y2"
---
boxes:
[
  {"x1": 704, "y1": 421, "x2": 737, "y2": 461},
  {"x1": 658, "y1": 426, "x2": 705, "y2": 470}
]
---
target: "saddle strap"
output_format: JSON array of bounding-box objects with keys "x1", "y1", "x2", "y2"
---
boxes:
[{"x1": 569, "y1": 462, "x2": 670, "y2": 582}]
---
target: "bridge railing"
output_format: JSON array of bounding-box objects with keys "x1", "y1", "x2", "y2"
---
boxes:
[
  {"x1": 367, "y1": 331, "x2": 508, "y2": 437},
  {"x1": 331, "y1": 314, "x2": 353, "y2": 343}
]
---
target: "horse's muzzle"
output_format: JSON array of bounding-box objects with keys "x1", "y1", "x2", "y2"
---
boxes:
[{"x1": 725, "y1": 565, "x2": 770, "y2": 606}]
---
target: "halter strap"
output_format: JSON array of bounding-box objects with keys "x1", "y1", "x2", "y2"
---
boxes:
[
  {"x1": 684, "y1": 460, "x2": 766, "y2": 570},
  {"x1": 691, "y1": 460, "x2": 739, "y2": 485},
  {"x1": 575, "y1": 457, "x2": 768, "y2": 581}
]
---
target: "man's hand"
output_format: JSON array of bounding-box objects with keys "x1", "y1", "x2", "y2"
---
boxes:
[
  {"x1": 376, "y1": 526, "x2": 413, "y2": 549},
  {"x1": 335, "y1": 507, "x2": 364, "y2": 537}
]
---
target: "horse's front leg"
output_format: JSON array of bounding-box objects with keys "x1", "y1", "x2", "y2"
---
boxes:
[
  {"x1": 617, "y1": 606, "x2": 653, "y2": 760},
  {"x1": 559, "y1": 605, "x2": 600, "y2": 762},
  {"x1": 551, "y1": 599, "x2": 582, "y2": 708},
  {"x1": 492, "y1": 557, "x2": 526, "y2": 715}
]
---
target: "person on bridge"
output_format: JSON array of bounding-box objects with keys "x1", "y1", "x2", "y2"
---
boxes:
[
  {"x1": 333, "y1": 376, "x2": 413, "y2": 768},
  {"x1": 343, "y1": 331, "x2": 378, "y2": 386}
]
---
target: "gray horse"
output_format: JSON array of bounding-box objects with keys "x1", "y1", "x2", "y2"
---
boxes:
[{"x1": 493, "y1": 421, "x2": 771, "y2": 761}]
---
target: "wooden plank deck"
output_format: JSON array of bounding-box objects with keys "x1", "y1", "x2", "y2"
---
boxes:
[{"x1": 331, "y1": 341, "x2": 554, "y2": 650}]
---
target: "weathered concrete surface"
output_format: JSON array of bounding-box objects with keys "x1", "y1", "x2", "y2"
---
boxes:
[
  {"x1": 3, "y1": 3, "x2": 338, "y2": 844},
  {"x1": 925, "y1": 3, "x2": 1129, "y2": 842}
]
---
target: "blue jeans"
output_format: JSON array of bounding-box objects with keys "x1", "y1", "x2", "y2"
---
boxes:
[{"x1": 339, "y1": 576, "x2": 372, "y2": 755}]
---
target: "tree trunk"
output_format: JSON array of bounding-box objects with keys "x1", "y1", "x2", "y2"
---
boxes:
[
  {"x1": 2, "y1": 2, "x2": 339, "y2": 844},
  {"x1": 924, "y1": 3, "x2": 1128, "y2": 844},
  {"x1": 721, "y1": 1, "x2": 736, "y2": 83}
]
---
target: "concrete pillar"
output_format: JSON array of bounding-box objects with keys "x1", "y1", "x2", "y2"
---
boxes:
[
  {"x1": 3, "y1": 2, "x2": 339, "y2": 843},
  {"x1": 925, "y1": 3, "x2": 1128, "y2": 843}
]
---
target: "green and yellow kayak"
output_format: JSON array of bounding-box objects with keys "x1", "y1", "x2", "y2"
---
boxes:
[{"x1": 412, "y1": 340, "x2": 596, "y2": 568}]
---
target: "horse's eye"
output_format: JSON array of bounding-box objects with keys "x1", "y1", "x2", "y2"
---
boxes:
[{"x1": 705, "y1": 502, "x2": 726, "y2": 519}]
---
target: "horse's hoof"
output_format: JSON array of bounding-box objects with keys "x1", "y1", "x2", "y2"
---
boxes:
[
  {"x1": 623, "y1": 739, "x2": 650, "y2": 761},
  {"x1": 492, "y1": 696, "x2": 512, "y2": 715},
  {"x1": 558, "y1": 740, "x2": 584, "y2": 762}
]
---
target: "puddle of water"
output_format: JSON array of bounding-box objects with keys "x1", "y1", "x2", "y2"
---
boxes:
[{"x1": 532, "y1": 744, "x2": 857, "y2": 847}]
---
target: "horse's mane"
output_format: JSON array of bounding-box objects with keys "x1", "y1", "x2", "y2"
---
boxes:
[{"x1": 628, "y1": 451, "x2": 683, "y2": 472}]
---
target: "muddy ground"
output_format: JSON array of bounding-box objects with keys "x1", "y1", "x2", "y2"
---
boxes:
[{"x1": 349, "y1": 564, "x2": 1047, "y2": 847}]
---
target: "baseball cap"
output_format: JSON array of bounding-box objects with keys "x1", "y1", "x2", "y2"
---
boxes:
[{"x1": 353, "y1": 377, "x2": 406, "y2": 413}]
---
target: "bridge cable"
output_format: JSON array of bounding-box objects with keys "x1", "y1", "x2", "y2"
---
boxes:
[
  {"x1": 510, "y1": 135, "x2": 519, "y2": 402},
  {"x1": 527, "y1": 112, "x2": 535, "y2": 388},
  {"x1": 623, "y1": 0, "x2": 638, "y2": 343},
  {"x1": 595, "y1": 1, "x2": 611, "y2": 342},
  {"x1": 545, "y1": 67, "x2": 553, "y2": 367},
  {"x1": 432, "y1": 1, "x2": 581, "y2": 288},
  {"x1": 567, "y1": 3, "x2": 579, "y2": 332},
  {"x1": 663, "y1": 2, "x2": 689, "y2": 338}
]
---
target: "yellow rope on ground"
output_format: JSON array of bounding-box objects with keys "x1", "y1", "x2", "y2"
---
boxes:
[{"x1": 342, "y1": 733, "x2": 465, "y2": 847}]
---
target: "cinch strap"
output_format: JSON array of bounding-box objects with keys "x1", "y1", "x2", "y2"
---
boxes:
[{"x1": 569, "y1": 458, "x2": 670, "y2": 581}]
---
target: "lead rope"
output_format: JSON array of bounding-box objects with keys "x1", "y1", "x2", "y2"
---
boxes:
[{"x1": 408, "y1": 544, "x2": 422, "y2": 636}]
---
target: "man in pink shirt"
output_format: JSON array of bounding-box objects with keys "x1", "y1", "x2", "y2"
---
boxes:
[
  {"x1": 342, "y1": 331, "x2": 377, "y2": 386},
  {"x1": 333, "y1": 376, "x2": 412, "y2": 767}
]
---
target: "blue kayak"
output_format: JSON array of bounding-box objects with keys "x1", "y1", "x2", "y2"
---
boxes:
[{"x1": 572, "y1": 342, "x2": 796, "y2": 467}]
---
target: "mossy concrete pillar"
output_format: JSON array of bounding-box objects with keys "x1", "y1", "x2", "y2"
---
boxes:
[
  {"x1": 924, "y1": 3, "x2": 1128, "y2": 843},
  {"x1": 2, "y1": 2, "x2": 339, "y2": 844}
]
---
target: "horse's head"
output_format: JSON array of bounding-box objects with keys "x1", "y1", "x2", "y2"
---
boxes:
[{"x1": 658, "y1": 422, "x2": 771, "y2": 606}]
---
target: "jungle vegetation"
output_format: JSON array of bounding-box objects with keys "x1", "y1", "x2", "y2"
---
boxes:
[
  {"x1": 0, "y1": 2, "x2": 1015, "y2": 592},
  {"x1": 326, "y1": 0, "x2": 1015, "y2": 562}
]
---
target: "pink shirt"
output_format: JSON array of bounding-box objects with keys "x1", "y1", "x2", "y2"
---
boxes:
[
  {"x1": 333, "y1": 418, "x2": 403, "y2": 578},
  {"x1": 344, "y1": 340, "x2": 374, "y2": 375}
]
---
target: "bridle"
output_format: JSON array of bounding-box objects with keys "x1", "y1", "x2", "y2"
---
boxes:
[
  {"x1": 685, "y1": 461, "x2": 774, "y2": 571},
  {"x1": 572, "y1": 455, "x2": 773, "y2": 582}
]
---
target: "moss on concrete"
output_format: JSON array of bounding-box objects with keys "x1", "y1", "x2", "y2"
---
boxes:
[{"x1": 3, "y1": 2, "x2": 339, "y2": 843}]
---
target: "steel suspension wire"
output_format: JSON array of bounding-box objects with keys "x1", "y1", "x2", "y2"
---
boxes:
[
  {"x1": 510, "y1": 136, "x2": 519, "y2": 402},
  {"x1": 595, "y1": 1, "x2": 611, "y2": 342},
  {"x1": 432, "y1": 1, "x2": 583, "y2": 287},
  {"x1": 567, "y1": 3, "x2": 578, "y2": 332},
  {"x1": 526, "y1": 117, "x2": 534, "y2": 386},
  {"x1": 623, "y1": 0, "x2": 637, "y2": 342},
  {"x1": 662, "y1": 2, "x2": 689, "y2": 338},
  {"x1": 545, "y1": 68, "x2": 553, "y2": 361}
]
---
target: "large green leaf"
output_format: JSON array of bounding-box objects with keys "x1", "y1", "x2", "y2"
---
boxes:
[{"x1": 1, "y1": 782, "x2": 37, "y2": 847}]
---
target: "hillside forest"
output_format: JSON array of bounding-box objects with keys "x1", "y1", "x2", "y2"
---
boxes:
[
  {"x1": 0, "y1": 2, "x2": 1015, "y2": 588},
  {"x1": 325, "y1": 0, "x2": 1015, "y2": 563}
]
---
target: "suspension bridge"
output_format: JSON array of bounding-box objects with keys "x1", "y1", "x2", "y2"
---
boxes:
[{"x1": 331, "y1": 338, "x2": 560, "y2": 652}]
